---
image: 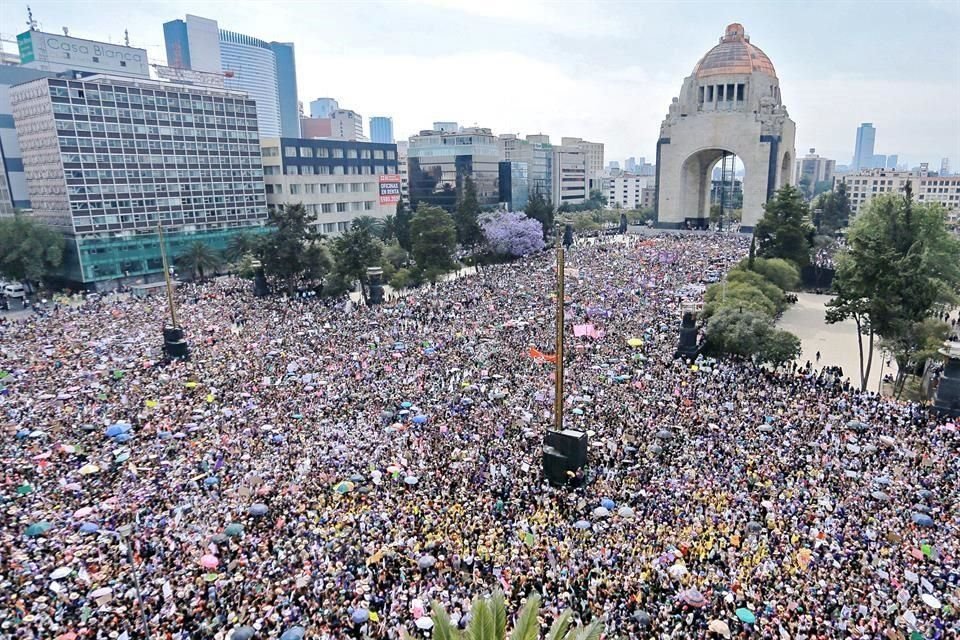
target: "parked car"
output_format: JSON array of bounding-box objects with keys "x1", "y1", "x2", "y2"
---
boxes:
[{"x1": 2, "y1": 283, "x2": 26, "y2": 298}]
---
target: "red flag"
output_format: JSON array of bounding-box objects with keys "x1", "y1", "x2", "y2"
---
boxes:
[{"x1": 528, "y1": 347, "x2": 557, "y2": 364}]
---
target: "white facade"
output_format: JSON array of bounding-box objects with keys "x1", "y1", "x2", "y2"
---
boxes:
[
  {"x1": 608, "y1": 174, "x2": 654, "y2": 209},
  {"x1": 184, "y1": 15, "x2": 222, "y2": 73},
  {"x1": 396, "y1": 140, "x2": 409, "y2": 200},
  {"x1": 838, "y1": 169, "x2": 960, "y2": 226},
  {"x1": 16, "y1": 30, "x2": 149, "y2": 78},
  {"x1": 552, "y1": 146, "x2": 588, "y2": 206},
  {"x1": 331, "y1": 109, "x2": 364, "y2": 141},
  {"x1": 657, "y1": 23, "x2": 796, "y2": 229}
]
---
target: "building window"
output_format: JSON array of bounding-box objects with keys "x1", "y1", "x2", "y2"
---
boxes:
[
  {"x1": 698, "y1": 86, "x2": 704, "y2": 103},
  {"x1": 335, "y1": 183, "x2": 346, "y2": 193},
  {"x1": 321, "y1": 203, "x2": 334, "y2": 213},
  {"x1": 706, "y1": 86, "x2": 714, "y2": 102},
  {"x1": 290, "y1": 184, "x2": 301, "y2": 194},
  {"x1": 347, "y1": 149, "x2": 358, "y2": 159},
  {"x1": 332, "y1": 148, "x2": 344, "y2": 158},
  {"x1": 350, "y1": 183, "x2": 363, "y2": 192},
  {"x1": 336, "y1": 202, "x2": 348, "y2": 212},
  {"x1": 317, "y1": 148, "x2": 329, "y2": 158},
  {"x1": 364, "y1": 201, "x2": 374, "y2": 211},
  {"x1": 284, "y1": 146, "x2": 297, "y2": 157},
  {"x1": 300, "y1": 147, "x2": 313, "y2": 158},
  {"x1": 736, "y1": 84, "x2": 744, "y2": 101},
  {"x1": 319, "y1": 184, "x2": 331, "y2": 193}
]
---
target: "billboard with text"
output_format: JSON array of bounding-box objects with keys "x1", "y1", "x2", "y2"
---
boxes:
[{"x1": 379, "y1": 174, "x2": 402, "y2": 205}]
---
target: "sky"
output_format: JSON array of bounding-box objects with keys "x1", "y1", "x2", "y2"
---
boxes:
[{"x1": 2, "y1": 0, "x2": 958, "y2": 168}]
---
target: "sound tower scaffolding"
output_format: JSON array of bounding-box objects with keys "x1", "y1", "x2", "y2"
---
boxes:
[{"x1": 157, "y1": 225, "x2": 190, "y2": 361}]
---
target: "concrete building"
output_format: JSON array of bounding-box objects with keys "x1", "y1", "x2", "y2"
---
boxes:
[
  {"x1": 887, "y1": 154, "x2": 899, "y2": 170},
  {"x1": 10, "y1": 72, "x2": 267, "y2": 288},
  {"x1": 369, "y1": 116, "x2": 394, "y2": 144},
  {"x1": 396, "y1": 140, "x2": 409, "y2": 201},
  {"x1": 561, "y1": 136, "x2": 604, "y2": 193},
  {"x1": 625, "y1": 157, "x2": 636, "y2": 172},
  {"x1": 163, "y1": 15, "x2": 300, "y2": 138},
  {"x1": 656, "y1": 23, "x2": 796, "y2": 230},
  {"x1": 942, "y1": 157, "x2": 951, "y2": 177},
  {"x1": 852, "y1": 123, "x2": 876, "y2": 170},
  {"x1": 331, "y1": 109, "x2": 364, "y2": 141},
  {"x1": 15, "y1": 29, "x2": 150, "y2": 79},
  {"x1": 261, "y1": 137, "x2": 399, "y2": 234},
  {"x1": 837, "y1": 169, "x2": 960, "y2": 226},
  {"x1": 407, "y1": 126, "x2": 500, "y2": 211},
  {"x1": 607, "y1": 173, "x2": 654, "y2": 210},
  {"x1": 551, "y1": 145, "x2": 588, "y2": 207},
  {"x1": 433, "y1": 121, "x2": 458, "y2": 133},
  {"x1": 309, "y1": 98, "x2": 339, "y2": 118},
  {"x1": 794, "y1": 148, "x2": 836, "y2": 197},
  {"x1": 498, "y1": 133, "x2": 554, "y2": 202},
  {"x1": 0, "y1": 65, "x2": 58, "y2": 215}
]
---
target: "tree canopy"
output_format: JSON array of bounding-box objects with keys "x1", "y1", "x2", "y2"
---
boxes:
[
  {"x1": 813, "y1": 182, "x2": 851, "y2": 235},
  {"x1": 524, "y1": 191, "x2": 554, "y2": 240},
  {"x1": 394, "y1": 199, "x2": 413, "y2": 251},
  {"x1": 258, "y1": 204, "x2": 326, "y2": 291},
  {"x1": 410, "y1": 204, "x2": 457, "y2": 279},
  {"x1": 453, "y1": 176, "x2": 483, "y2": 248},
  {"x1": 175, "y1": 241, "x2": 221, "y2": 281},
  {"x1": 754, "y1": 184, "x2": 814, "y2": 268},
  {"x1": 0, "y1": 214, "x2": 65, "y2": 283},
  {"x1": 331, "y1": 227, "x2": 381, "y2": 304},
  {"x1": 826, "y1": 186, "x2": 960, "y2": 391},
  {"x1": 479, "y1": 211, "x2": 545, "y2": 257}
]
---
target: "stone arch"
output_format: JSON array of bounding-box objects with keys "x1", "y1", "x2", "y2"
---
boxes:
[
  {"x1": 780, "y1": 150, "x2": 793, "y2": 188},
  {"x1": 678, "y1": 147, "x2": 747, "y2": 227}
]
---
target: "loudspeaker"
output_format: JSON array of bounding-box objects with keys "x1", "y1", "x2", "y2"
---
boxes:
[
  {"x1": 163, "y1": 325, "x2": 190, "y2": 361},
  {"x1": 542, "y1": 446, "x2": 569, "y2": 485},
  {"x1": 934, "y1": 352, "x2": 960, "y2": 417},
  {"x1": 253, "y1": 267, "x2": 269, "y2": 298},
  {"x1": 563, "y1": 224, "x2": 574, "y2": 247},
  {"x1": 546, "y1": 429, "x2": 588, "y2": 469},
  {"x1": 677, "y1": 311, "x2": 699, "y2": 358}
]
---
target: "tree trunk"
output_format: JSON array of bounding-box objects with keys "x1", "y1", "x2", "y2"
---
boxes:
[
  {"x1": 862, "y1": 328, "x2": 875, "y2": 392},
  {"x1": 855, "y1": 316, "x2": 867, "y2": 391}
]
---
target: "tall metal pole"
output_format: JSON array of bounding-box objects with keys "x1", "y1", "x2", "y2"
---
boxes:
[
  {"x1": 117, "y1": 526, "x2": 152, "y2": 640},
  {"x1": 554, "y1": 225, "x2": 565, "y2": 433},
  {"x1": 156, "y1": 224, "x2": 178, "y2": 328}
]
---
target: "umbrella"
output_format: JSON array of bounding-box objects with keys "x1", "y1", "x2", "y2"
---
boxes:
[
  {"x1": 412, "y1": 415, "x2": 428, "y2": 424},
  {"x1": 200, "y1": 554, "x2": 219, "y2": 569},
  {"x1": 417, "y1": 554, "x2": 437, "y2": 569},
  {"x1": 415, "y1": 617, "x2": 434, "y2": 630},
  {"x1": 635, "y1": 611, "x2": 651, "y2": 627},
  {"x1": 400, "y1": 401, "x2": 413, "y2": 408},
  {"x1": 846, "y1": 420, "x2": 868, "y2": 432},
  {"x1": 79, "y1": 464, "x2": 100, "y2": 475},
  {"x1": 333, "y1": 481, "x2": 355, "y2": 494},
  {"x1": 708, "y1": 619, "x2": 731, "y2": 638},
  {"x1": 113, "y1": 433, "x2": 133, "y2": 443},
  {"x1": 917, "y1": 489, "x2": 934, "y2": 501},
  {"x1": 627, "y1": 338, "x2": 643, "y2": 347},
  {"x1": 617, "y1": 506, "x2": 635, "y2": 518},
  {"x1": 879, "y1": 435, "x2": 896, "y2": 448},
  {"x1": 78, "y1": 522, "x2": 99, "y2": 534},
  {"x1": 573, "y1": 520, "x2": 591, "y2": 530},
  {"x1": 211, "y1": 533, "x2": 229, "y2": 544},
  {"x1": 90, "y1": 586, "x2": 113, "y2": 602},
  {"x1": 682, "y1": 587, "x2": 707, "y2": 608},
  {"x1": 648, "y1": 444, "x2": 663, "y2": 454},
  {"x1": 600, "y1": 498, "x2": 615, "y2": 510},
  {"x1": 921, "y1": 593, "x2": 941, "y2": 609},
  {"x1": 735, "y1": 608, "x2": 756, "y2": 624},
  {"x1": 280, "y1": 627, "x2": 306, "y2": 640},
  {"x1": 845, "y1": 443, "x2": 861, "y2": 454},
  {"x1": 73, "y1": 506, "x2": 94, "y2": 519},
  {"x1": 655, "y1": 429, "x2": 674, "y2": 440},
  {"x1": 204, "y1": 476, "x2": 219, "y2": 487},
  {"x1": 592, "y1": 506, "x2": 610, "y2": 517},
  {"x1": 16, "y1": 484, "x2": 32, "y2": 495},
  {"x1": 16, "y1": 429, "x2": 30, "y2": 439},
  {"x1": 231, "y1": 626, "x2": 256, "y2": 640},
  {"x1": 50, "y1": 566, "x2": 72, "y2": 580},
  {"x1": 115, "y1": 451, "x2": 130, "y2": 463},
  {"x1": 249, "y1": 503, "x2": 269, "y2": 517},
  {"x1": 746, "y1": 520, "x2": 763, "y2": 533},
  {"x1": 25, "y1": 521, "x2": 52, "y2": 537},
  {"x1": 404, "y1": 475, "x2": 419, "y2": 485},
  {"x1": 870, "y1": 491, "x2": 891, "y2": 502},
  {"x1": 911, "y1": 512, "x2": 934, "y2": 527},
  {"x1": 757, "y1": 424, "x2": 773, "y2": 433},
  {"x1": 351, "y1": 608, "x2": 371, "y2": 624},
  {"x1": 349, "y1": 473, "x2": 365, "y2": 483},
  {"x1": 105, "y1": 424, "x2": 131, "y2": 437},
  {"x1": 667, "y1": 563, "x2": 687, "y2": 578},
  {"x1": 225, "y1": 523, "x2": 244, "y2": 537}
]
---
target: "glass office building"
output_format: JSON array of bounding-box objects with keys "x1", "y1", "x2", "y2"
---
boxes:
[
  {"x1": 269, "y1": 42, "x2": 299, "y2": 138},
  {"x1": 219, "y1": 30, "x2": 281, "y2": 137},
  {"x1": 10, "y1": 73, "x2": 267, "y2": 288},
  {"x1": 369, "y1": 116, "x2": 394, "y2": 144},
  {"x1": 407, "y1": 127, "x2": 501, "y2": 212}
]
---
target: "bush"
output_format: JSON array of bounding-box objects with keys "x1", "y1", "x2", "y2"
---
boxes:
[
  {"x1": 705, "y1": 307, "x2": 801, "y2": 365},
  {"x1": 726, "y1": 269, "x2": 787, "y2": 312},
  {"x1": 389, "y1": 268, "x2": 414, "y2": 290},
  {"x1": 703, "y1": 281, "x2": 778, "y2": 318},
  {"x1": 761, "y1": 330, "x2": 802, "y2": 364},
  {"x1": 739, "y1": 257, "x2": 801, "y2": 291}
]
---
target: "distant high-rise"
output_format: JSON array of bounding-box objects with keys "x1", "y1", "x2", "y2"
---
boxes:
[
  {"x1": 331, "y1": 109, "x2": 364, "y2": 141},
  {"x1": 886, "y1": 154, "x2": 899, "y2": 170},
  {"x1": 872, "y1": 154, "x2": 887, "y2": 170},
  {"x1": 853, "y1": 123, "x2": 876, "y2": 170},
  {"x1": 310, "y1": 98, "x2": 339, "y2": 118},
  {"x1": 941, "y1": 157, "x2": 951, "y2": 176},
  {"x1": 433, "y1": 121, "x2": 458, "y2": 133},
  {"x1": 369, "y1": 117, "x2": 394, "y2": 144},
  {"x1": 163, "y1": 14, "x2": 300, "y2": 137},
  {"x1": 625, "y1": 157, "x2": 637, "y2": 172}
]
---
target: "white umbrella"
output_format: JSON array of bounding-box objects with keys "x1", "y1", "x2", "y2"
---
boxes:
[
  {"x1": 592, "y1": 506, "x2": 610, "y2": 517},
  {"x1": 668, "y1": 563, "x2": 688, "y2": 578},
  {"x1": 50, "y1": 566, "x2": 72, "y2": 580},
  {"x1": 921, "y1": 593, "x2": 941, "y2": 609},
  {"x1": 415, "y1": 617, "x2": 434, "y2": 630},
  {"x1": 617, "y1": 506, "x2": 635, "y2": 518},
  {"x1": 879, "y1": 435, "x2": 896, "y2": 448}
]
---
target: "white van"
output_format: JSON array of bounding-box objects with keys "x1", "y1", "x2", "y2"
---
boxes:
[{"x1": 2, "y1": 283, "x2": 26, "y2": 298}]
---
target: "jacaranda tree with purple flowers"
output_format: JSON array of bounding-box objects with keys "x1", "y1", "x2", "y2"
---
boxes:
[{"x1": 479, "y1": 211, "x2": 546, "y2": 258}]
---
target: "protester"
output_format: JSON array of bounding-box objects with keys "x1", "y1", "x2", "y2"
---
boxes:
[{"x1": 0, "y1": 234, "x2": 956, "y2": 640}]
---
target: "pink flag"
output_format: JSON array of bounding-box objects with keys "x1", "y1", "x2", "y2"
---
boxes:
[{"x1": 573, "y1": 324, "x2": 590, "y2": 337}]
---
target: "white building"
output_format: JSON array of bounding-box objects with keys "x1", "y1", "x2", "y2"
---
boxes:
[
  {"x1": 607, "y1": 174, "x2": 654, "y2": 210},
  {"x1": 838, "y1": 169, "x2": 960, "y2": 226},
  {"x1": 15, "y1": 29, "x2": 150, "y2": 78},
  {"x1": 331, "y1": 109, "x2": 365, "y2": 141},
  {"x1": 794, "y1": 148, "x2": 836, "y2": 197},
  {"x1": 561, "y1": 136, "x2": 604, "y2": 192},
  {"x1": 552, "y1": 146, "x2": 588, "y2": 207},
  {"x1": 396, "y1": 140, "x2": 409, "y2": 201}
]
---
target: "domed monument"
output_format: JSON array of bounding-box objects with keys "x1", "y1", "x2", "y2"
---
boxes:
[{"x1": 655, "y1": 23, "x2": 796, "y2": 231}]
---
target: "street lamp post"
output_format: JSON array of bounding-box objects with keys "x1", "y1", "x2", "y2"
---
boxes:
[{"x1": 112, "y1": 525, "x2": 152, "y2": 640}]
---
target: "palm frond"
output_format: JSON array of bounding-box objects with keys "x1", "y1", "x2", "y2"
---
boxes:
[
  {"x1": 573, "y1": 619, "x2": 603, "y2": 640},
  {"x1": 431, "y1": 601, "x2": 460, "y2": 640},
  {"x1": 545, "y1": 610, "x2": 572, "y2": 640},
  {"x1": 490, "y1": 590, "x2": 507, "y2": 640},
  {"x1": 508, "y1": 592, "x2": 541, "y2": 640},
  {"x1": 466, "y1": 597, "x2": 493, "y2": 640}
]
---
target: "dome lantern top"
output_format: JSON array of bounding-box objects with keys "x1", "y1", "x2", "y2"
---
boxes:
[{"x1": 692, "y1": 23, "x2": 777, "y2": 79}]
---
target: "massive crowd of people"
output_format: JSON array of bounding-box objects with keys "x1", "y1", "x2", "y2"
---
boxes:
[{"x1": 1, "y1": 234, "x2": 957, "y2": 640}]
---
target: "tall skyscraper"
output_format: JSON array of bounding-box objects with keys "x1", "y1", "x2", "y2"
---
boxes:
[
  {"x1": 853, "y1": 123, "x2": 876, "y2": 170},
  {"x1": 369, "y1": 117, "x2": 394, "y2": 144},
  {"x1": 163, "y1": 15, "x2": 299, "y2": 137},
  {"x1": 310, "y1": 98, "x2": 339, "y2": 118},
  {"x1": 941, "y1": 157, "x2": 951, "y2": 176},
  {"x1": 886, "y1": 154, "x2": 899, "y2": 170}
]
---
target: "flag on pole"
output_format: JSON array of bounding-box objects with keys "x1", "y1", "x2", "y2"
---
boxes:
[{"x1": 528, "y1": 347, "x2": 557, "y2": 364}]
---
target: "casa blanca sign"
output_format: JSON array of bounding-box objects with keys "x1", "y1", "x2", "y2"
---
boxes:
[{"x1": 18, "y1": 31, "x2": 149, "y2": 77}]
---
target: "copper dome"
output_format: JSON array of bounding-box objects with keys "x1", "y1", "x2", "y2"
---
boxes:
[{"x1": 692, "y1": 23, "x2": 777, "y2": 79}]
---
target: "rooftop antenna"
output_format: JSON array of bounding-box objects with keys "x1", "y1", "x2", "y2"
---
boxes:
[
  {"x1": 26, "y1": 5, "x2": 38, "y2": 31},
  {"x1": 62, "y1": 27, "x2": 68, "y2": 36},
  {"x1": 124, "y1": 29, "x2": 130, "y2": 47}
]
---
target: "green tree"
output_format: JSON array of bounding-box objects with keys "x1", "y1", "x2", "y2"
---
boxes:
[
  {"x1": 379, "y1": 215, "x2": 397, "y2": 242},
  {"x1": 826, "y1": 187, "x2": 960, "y2": 390},
  {"x1": 754, "y1": 184, "x2": 814, "y2": 268},
  {"x1": 705, "y1": 307, "x2": 801, "y2": 365},
  {"x1": 351, "y1": 215, "x2": 384, "y2": 236},
  {"x1": 331, "y1": 227, "x2": 382, "y2": 305},
  {"x1": 761, "y1": 329, "x2": 802, "y2": 365},
  {"x1": 453, "y1": 176, "x2": 483, "y2": 248},
  {"x1": 703, "y1": 281, "x2": 779, "y2": 319},
  {"x1": 726, "y1": 269, "x2": 787, "y2": 311},
  {"x1": 410, "y1": 203, "x2": 457, "y2": 277},
  {"x1": 382, "y1": 241, "x2": 409, "y2": 270},
  {"x1": 524, "y1": 191, "x2": 554, "y2": 240},
  {"x1": 748, "y1": 234, "x2": 757, "y2": 270},
  {"x1": 224, "y1": 232, "x2": 259, "y2": 263},
  {"x1": 405, "y1": 590, "x2": 602, "y2": 640},
  {"x1": 0, "y1": 214, "x2": 65, "y2": 284},
  {"x1": 175, "y1": 241, "x2": 221, "y2": 281},
  {"x1": 814, "y1": 182, "x2": 851, "y2": 235},
  {"x1": 389, "y1": 267, "x2": 414, "y2": 290},
  {"x1": 395, "y1": 199, "x2": 413, "y2": 251},
  {"x1": 259, "y1": 204, "x2": 322, "y2": 292},
  {"x1": 738, "y1": 257, "x2": 801, "y2": 291}
]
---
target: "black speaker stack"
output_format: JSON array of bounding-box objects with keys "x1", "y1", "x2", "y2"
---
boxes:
[
  {"x1": 163, "y1": 325, "x2": 190, "y2": 361},
  {"x1": 543, "y1": 429, "x2": 588, "y2": 486},
  {"x1": 676, "y1": 310, "x2": 699, "y2": 359},
  {"x1": 933, "y1": 346, "x2": 960, "y2": 417},
  {"x1": 253, "y1": 266, "x2": 270, "y2": 298}
]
